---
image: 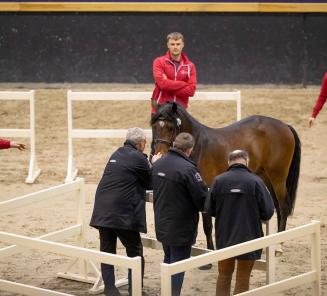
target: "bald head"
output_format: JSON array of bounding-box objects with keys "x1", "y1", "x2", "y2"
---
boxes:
[{"x1": 228, "y1": 149, "x2": 249, "y2": 166}]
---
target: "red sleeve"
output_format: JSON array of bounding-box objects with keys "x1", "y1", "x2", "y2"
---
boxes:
[
  {"x1": 153, "y1": 58, "x2": 188, "y2": 92},
  {"x1": 174, "y1": 64, "x2": 197, "y2": 97},
  {"x1": 0, "y1": 139, "x2": 11, "y2": 149},
  {"x1": 312, "y1": 73, "x2": 327, "y2": 118}
]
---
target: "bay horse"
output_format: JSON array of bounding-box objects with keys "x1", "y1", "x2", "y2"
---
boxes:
[{"x1": 151, "y1": 102, "x2": 301, "y2": 254}]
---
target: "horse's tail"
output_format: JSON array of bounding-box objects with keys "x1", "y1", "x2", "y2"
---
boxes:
[{"x1": 285, "y1": 125, "x2": 301, "y2": 216}]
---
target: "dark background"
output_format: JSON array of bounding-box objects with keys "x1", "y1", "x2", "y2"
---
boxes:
[{"x1": 0, "y1": 12, "x2": 326, "y2": 85}]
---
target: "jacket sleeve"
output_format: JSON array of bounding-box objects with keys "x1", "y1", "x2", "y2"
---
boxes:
[
  {"x1": 135, "y1": 155, "x2": 152, "y2": 190},
  {"x1": 311, "y1": 73, "x2": 327, "y2": 118},
  {"x1": 0, "y1": 139, "x2": 11, "y2": 149},
  {"x1": 185, "y1": 168, "x2": 208, "y2": 212},
  {"x1": 174, "y1": 64, "x2": 197, "y2": 97},
  {"x1": 153, "y1": 58, "x2": 189, "y2": 92},
  {"x1": 255, "y1": 180, "x2": 274, "y2": 221},
  {"x1": 204, "y1": 179, "x2": 217, "y2": 217}
]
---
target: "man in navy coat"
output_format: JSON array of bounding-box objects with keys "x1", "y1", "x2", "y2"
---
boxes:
[
  {"x1": 206, "y1": 149, "x2": 274, "y2": 296},
  {"x1": 152, "y1": 132, "x2": 207, "y2": 296}
]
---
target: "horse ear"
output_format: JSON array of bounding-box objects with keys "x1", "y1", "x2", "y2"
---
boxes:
[{"x1": 172, "y1": 102, "x2": 178, "y2": 113}]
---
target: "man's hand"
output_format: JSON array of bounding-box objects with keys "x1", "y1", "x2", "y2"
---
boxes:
[
  {"x1": 151, "y1": 152, "x2": 163, "y2": 164},
  {"x1": 10, "y1": 142, "x2": 26, "y2": 151},
  {"x1": 162, "y1": 73, "x2": 167, "y2": 80},
  {"x1": 308, "y1": 117, "x2": 315, "y2": 128}
]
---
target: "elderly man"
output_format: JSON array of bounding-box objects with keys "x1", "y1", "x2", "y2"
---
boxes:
[
  {"x1": 206, "y1": 149, "x2": 274, "y2": 296},
  {"x1": 90, "y1": 127, "x2": 158, "y2": 296}
]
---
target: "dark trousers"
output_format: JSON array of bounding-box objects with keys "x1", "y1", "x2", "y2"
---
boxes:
[
  {"x1": 99, "y1": 227, "x2": 144, "y2": 294},
  {"x1": 216, "y1": 258, "x2": 255, "y2": 296},
  {"x1": 162, "y1": 244, "x2": 192, "y2": 296}
]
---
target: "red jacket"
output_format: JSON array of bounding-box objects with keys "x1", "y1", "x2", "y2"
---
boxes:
[
  {"x1": 0, "y1": 139, "x2": 10, "y2": 149},
  {"x1": 151, "y1": 51, "x2": 197, "y2": 113},
  {"x1": 312, "y1": 72, "x2": 327, "y2": 118}
]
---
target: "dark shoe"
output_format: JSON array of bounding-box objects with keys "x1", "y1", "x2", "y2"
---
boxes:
[{"x1": 105, "y1": 287, "x2": 122, "y2": 296}]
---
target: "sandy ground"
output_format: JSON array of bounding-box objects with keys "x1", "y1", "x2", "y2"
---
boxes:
[{"x1": 0, "y1": 84, "x2": 326, "y2": 296}]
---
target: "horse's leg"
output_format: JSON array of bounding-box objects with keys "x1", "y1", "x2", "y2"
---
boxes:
[
  {"x1": 269, "y1": 178, "x2": 289, "y2": 256},
  {"x1": 198, "y1": 212, "x2": 214, "y2": 270},
  {"x1": 202, "y1": 212, "x2": 214, "y2": 250}
]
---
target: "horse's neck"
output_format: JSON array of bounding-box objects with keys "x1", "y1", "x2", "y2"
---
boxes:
[{"x1": 180, "y1": 115, "x2": 207, "y2": 164}]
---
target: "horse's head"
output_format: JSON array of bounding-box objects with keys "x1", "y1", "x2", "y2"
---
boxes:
[{"x1": 151, "y1": 102, "x2": 182, "y2": 155}]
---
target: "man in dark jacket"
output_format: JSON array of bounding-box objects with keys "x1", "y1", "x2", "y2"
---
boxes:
[
  {"x1": 152, "y1": 132, "x2": 207, "y2": 296},
  {"x1": 206, "y1": 149, "x2": 274, "y2": 296},
  {"x1": 90, "y1": 127, "x2": 153, "y2": 296}
]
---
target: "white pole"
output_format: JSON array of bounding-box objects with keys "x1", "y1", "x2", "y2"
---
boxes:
[
  {"x1": 76, "y1": 178, "x2": 87, "y2": 277},
  {"x1": 265, "y1": 220, "x2": 275, "y2": 284},
  {"x1": 65, "y1": 90, "x2": 77, "y2": 183},
  {"x1": 236, "y1": 90, "x2": 241, "y2": 121},
  {"x1": 131, "y1": 257, "x2": 142, "y2": 296},
  {"x1": 161, "y1": 263, "x2": 172, "y2": 296},
  {"x1": 311, "y1": 220, "x2": 321, "y2": 296},
  {"x1": 25, "y1": 90, "x2": 41, "y2": 183}
]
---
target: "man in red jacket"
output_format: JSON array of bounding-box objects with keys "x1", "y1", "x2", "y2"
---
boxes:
[
  {"x1": 0, "y1": 138, "x2": 26, "y2": 150},
  {"x1": 309, "y1": 72, "x2": 327, "y2": 127},
  {"x1": 150, "y1": 32, "x2": 197, "y2": 114}
]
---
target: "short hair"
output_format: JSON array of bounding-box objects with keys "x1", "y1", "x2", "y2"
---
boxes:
[
  {"x1": 126, "y1": 127, "x2": 146, "y2": 144},
  {"x1": 228, "y1": 149, "x2": 249, "y2": 162},
  {"x1": 167, "y1": 32, "x2": 184, "y2": 42},
  {"x1": 173, "y1": 132, "x2": 194, "y2": 152}
]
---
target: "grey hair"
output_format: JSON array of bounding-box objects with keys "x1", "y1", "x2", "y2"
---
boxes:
[
  {"x1": 228, "y1": 149, "x2": 249, "y2": 162},
  {"x1": 167, "y1": 32, "x2": 184, "y2": 41},
  {"x1": 126, "y1": 127, "x2": 147, "y2": 144}
]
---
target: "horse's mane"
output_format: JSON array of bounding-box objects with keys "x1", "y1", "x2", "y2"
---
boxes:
[{"x1": 150, "y1": 102, "x2": 202, "y2": 128}]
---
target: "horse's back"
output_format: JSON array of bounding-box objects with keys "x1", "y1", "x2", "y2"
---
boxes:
[{"x1": 212, "y1": 115, "x2": 296, "y2": 180}]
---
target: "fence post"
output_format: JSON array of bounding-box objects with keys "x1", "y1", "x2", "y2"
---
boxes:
[
  {"x1": 161, "y1": 263, "x2": 171, "y2": 296},
  {"x1": 65, "y1": 90, "x2": 78, "y2": 183},
  {"x1": 25, "y1": 90, "x2": 41, "y2": 183},
  {"x1": 131, "y1": 257, "x2": 142, "y2": 296},
  {"x1": 236, "y1": 90, "x2": 241, "y2": 121},
  {"x1": 265, "y1": 219, "x2": 275, "y2": 284},
  {"x1": 311, "y1": 220, "x2": 321, "y2": 296},
  {"x1": 76, "y1": 178, "x2": 87, "y2": 277}
]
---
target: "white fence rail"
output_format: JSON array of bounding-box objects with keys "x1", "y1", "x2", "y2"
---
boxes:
[
  {"x1": 0, "y1": 90, "x2": 41, "y2": 183},
  {"x1": 0, "y1": 181, "x2": 320, "y2": 295},
  {"x1": 0, "y1": 232, "x2": 142, "y2": 296},
  {"x1": 65, "y1": 90, "x2": 241, "y2": 182},
  {"x1": 160, "y1": 220, "x2": 321, "y2": 296},
  {"x1": 0, "y1": 178, "x2": 142, "y2": 296}
]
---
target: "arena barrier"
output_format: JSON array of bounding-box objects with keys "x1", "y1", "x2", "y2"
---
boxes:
[
  {"x1": 160, "y1": 220, "x2": 321, "y2": 296},
  {"x1": 65, "y1": 90, "x2": 241, "y2": 183},
  {"x1": 0, "y1": 179, "x2": 276, "y2": 295},
  {"x1": 0, "y1": 178, "x2": 142, "y2": 296},
  {"x1": 0, "y1": 90, "x2": 41, "y2": 183}
]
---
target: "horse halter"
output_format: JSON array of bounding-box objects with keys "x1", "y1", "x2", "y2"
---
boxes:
[{"x1": 154, "y1": 117, "x2": 181, "y2": 147}]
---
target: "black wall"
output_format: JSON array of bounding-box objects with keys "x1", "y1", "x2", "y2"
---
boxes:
[{"x1": 0, "y1": 12, "x2": 326, "y2": 84}]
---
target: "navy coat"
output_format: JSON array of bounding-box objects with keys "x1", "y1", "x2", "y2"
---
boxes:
[
  {"x1": 152, "y1": 148, "x2": 207, "y2": 246},
  {"x1": 90, "y1": 140, "x2": 151, "y2": 233},
  {"x1": 207, "y1": 164, "x2": 274, "y2": 260}
]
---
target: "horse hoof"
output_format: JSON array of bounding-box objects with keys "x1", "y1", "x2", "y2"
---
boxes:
[
  {"x1": 198, "y1": 264, "x2": 212, "y2": 270},
  {"x1": 275, "y1": 248, "x2": 283, "y2": 257}
]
